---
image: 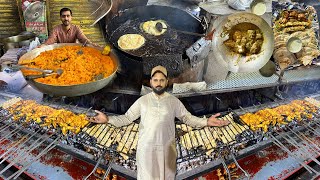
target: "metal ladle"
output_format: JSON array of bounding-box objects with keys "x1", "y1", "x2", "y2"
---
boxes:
[
  {"x1": 155, "y1": 22, "x2": 214, "y2": 39},
  {"x1": 25, "y1": 68, "x2": 64, "y2": 80},
  {"x1": 10, "y1": 64, "x2": 53, "y2": 74},
  {"x1": 156, "y1": 22, "x2": 215, "y2": 40},
  {"x1": 259, "y1": 61, "x2": 283, "y2": 78},
  {"x1": 77, "y1": 40, "x2": 88, "y2": 55}
]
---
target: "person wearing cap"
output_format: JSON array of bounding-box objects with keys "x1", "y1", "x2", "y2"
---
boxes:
[
  {"x1": 92, "y1": 65, "x2": 230, "y2": 180},
  {"x1": 39, "y1": 8, "x2": 96, "y2": 47}
]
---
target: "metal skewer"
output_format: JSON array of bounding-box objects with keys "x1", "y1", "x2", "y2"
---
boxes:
[
  {"x1": 276, "y1": 131, "x2": 320, "y2": 165},
  {"x1": 0, "y1": 126, "x2": 21, "y2": 143},
  {"x1": 0, "y1": 133, "x2": 44, "y2": 165},
  {"x1": 230, "y1": 151, "x2": 250, "y2": 179},
  {"x1": 0, "y1": 123, "x2": 13, "y2": 133},
  {"x1": 269, "y1": 134, "x2": 319, "y2": 175},
  {"x1": 84, "y1": 150, "x2": 106, "y2": 180},
  {"x1": 0, "y1": 129, "x2": 42, "y2": 161},
  {"x1": 288, "y1": 127, "x2": 320, "y2": 153},
  {"x1": 101, "y1": 153, "x2": 116, "y2": 180},
  {"x1": 281, "y1": 129, "x2": 320, "y2": 156},
  {"x1": 301, "y1": 121, "x2": 320, "y2": 137},
  {"x1": 218, "y1": 152, "x2": 231, "y2": 180},
  {"x1": 9, "y1": 135, "x2": 62, "y2": 179},
  {"x1": 85, "y1": 127, "x2": 123, "y2": 180},
  {"x1": 0, "y1": 133, "x2": 55, "y2": 174}
]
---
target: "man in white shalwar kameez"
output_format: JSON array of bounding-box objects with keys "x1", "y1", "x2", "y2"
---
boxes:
[{"x1": 92, "y1": 65, "x2": 229, "y2": 180}]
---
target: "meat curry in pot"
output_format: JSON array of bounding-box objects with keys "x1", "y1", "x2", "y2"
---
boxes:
[{"x1": 223, "y1": 22, "x2": 264, "y2": 56}]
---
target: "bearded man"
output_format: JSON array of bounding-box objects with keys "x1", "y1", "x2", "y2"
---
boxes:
[{"x1": 92, "y1": 65, "x2": 230, "y2": 180}]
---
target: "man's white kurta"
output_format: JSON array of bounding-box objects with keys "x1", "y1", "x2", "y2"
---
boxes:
[{"x1": 108, "y1": 92, "x2": 207, "y2": 180}]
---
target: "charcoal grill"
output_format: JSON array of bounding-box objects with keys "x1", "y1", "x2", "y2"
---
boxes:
[{"x1": 1, "y1": 93, "x2": 320, "y2": 179}]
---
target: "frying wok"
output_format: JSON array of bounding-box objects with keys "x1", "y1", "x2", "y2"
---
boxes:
[
  {"x1": 18, "y1": 43, "x2": 119, "y2": 97},
  {"x1": 106, "y1": 5, "x2": 206, "y2": 59},
  {"x1": 212, "y1": 12, "x2": 274, "y2": 73}
]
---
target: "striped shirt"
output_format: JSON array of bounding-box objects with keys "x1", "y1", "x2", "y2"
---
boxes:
[{"x1": 44, "y1": 24, "x2": 91, "y2": 45}]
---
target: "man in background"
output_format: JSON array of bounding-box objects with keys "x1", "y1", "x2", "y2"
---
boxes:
[{"x1": 40, "y1": 7, "x2": 94, "y2": 47}]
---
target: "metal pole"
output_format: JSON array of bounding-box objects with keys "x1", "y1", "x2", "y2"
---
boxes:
[{"x1": 8, "y1": 135, "x2": 62, "y2": 179}]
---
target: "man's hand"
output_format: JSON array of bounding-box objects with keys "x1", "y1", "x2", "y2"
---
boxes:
[
  {"x1": 207, "y1": 113, "x2": 230, "y2": 127},
  {"x1": 90, "y1": 110, "x2": 109, "y2": 124}
]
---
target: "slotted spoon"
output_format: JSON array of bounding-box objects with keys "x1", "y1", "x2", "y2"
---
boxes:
[
  {"x1": 93, "y1": 73, "x2": 104, "y2": 81},
  {"x1": 155, "y1": 22, "x2": 215, "y2": 40},
  {"x1": 25, "y1": 69, "x2": 64, "y2": 80},
  {"x1": 77, "y1": 40, "x2": 88, "y2": 55},
  {"x1": 10, "y1": 64, "x2": 53, "y2": 74}
]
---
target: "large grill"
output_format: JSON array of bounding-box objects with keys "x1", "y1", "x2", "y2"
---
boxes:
[
  {"x1": 76, "y1": 112, "x2": 255, "y2": 175},
  {"x1": 0, "y1": 93, "x2": 320, "y2": 179}
]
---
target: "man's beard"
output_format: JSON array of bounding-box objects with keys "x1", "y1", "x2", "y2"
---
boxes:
[
  {"x1": 62, "y1": 21, "x2": 69, "y2": 26},
  {"x1": 152, "y1": 86, "x2": 167, "y2": 95}
]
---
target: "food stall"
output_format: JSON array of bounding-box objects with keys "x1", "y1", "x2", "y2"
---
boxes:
[{"x1": 1, "y1": 0, "x2": 320, "y2": 180}]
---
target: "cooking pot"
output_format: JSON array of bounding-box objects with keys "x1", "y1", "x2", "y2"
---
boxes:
[
  {"x1": 18, "y1": 43, "x2": 119, "y2": 97},
  {"x1": 212, "y1": 12, "x2": 274, "y2": 73},
  {"x1": 106, "y1": 5, "x2": 206, "y2": 59},
  {"x1": 1, "y1": 34, "x2": 36, "y2": 52}
]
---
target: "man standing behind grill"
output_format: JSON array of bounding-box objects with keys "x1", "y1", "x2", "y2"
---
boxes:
[
  {"x1": 40, "y1": 8, "x2": 94, "y2": 47},
  {"x1": 92, "y1": 65, "x2": 229, "y2": 180}
]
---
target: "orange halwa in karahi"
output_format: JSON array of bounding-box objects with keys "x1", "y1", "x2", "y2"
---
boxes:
[{"x1": 20, "y1": 46, "x2": 115, "y2": 85}]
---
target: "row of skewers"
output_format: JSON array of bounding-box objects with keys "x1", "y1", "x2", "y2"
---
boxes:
[{"x1": 1, "y1": 96, "x2": 320, "y2": 179}]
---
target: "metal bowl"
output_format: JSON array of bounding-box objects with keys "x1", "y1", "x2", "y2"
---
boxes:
[
  {"x1": 18, "y1": 43, "x2": 119, "y2": 97},
  {"x1": 1, "y1": 34, "x2": 36, "y2": 51},
  {"x1": 212, "y1": 12, "x2": 274, "y2": 73}
]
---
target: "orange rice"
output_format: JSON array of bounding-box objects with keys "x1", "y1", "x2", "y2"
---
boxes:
[{"x1": 20, "y1": 46, "x2": 115, "y2": 85}]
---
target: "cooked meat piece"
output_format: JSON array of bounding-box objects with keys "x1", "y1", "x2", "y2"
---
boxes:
[
  {"x1": 240, "y1": 36, "x2": 247, "y2": 47},
  {"x1": 224, "y1": 39, "x2": 236, "y2": 48},
  {"x1": 247, "y1": 30, "x2": 256, "y2": 40},
  {"x1": 234, "y1": 44, "x2": 245, "y2": 54},
  {"x1": 278, "y1": 21, "x2": 311, "y2": 28},
  {"x1": 283, "y1": 26, "x2": 306, "y2": 33},
  {"x1": 232, "y1": 31, "x2": 242, "y2": 41},
  {"x1": 245, "y1": 40, "x2": 254, "y2": 50},
  {"x1": 288, "y1": 18, "x2": 298, "y2": 22},
  {"x1": 249, "y1": 40, "x2": 262, "y2": 54},
  {"x1": 283, "y1": 11, "x2": 289, "y2": 19},
  {"x1": 289, "y1": 10, "x2": 298, "y2": 18},
  {"x1": 298, "y1": 13, "x2": 307, "y2": 21},
  {"x1": 256, "y1": 31, "x2": 262, "y2": 39},
  {"x1": 280, "y1": 17, "x2": 288, "y2": 24}
]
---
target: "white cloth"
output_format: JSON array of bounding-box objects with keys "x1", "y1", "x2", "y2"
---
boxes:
[
  {"x1": 0, "y1": 71, "x2": 27, "y2": 92},
  {"x1": 147, "y1": 0, "x2": 172, "y2": 6},
  {"x1": 172, "y1": 81, "x2": 207, "y2": 93},
  {"x1": 108, "y1": 92, "x2": 207, "y2": 180}
]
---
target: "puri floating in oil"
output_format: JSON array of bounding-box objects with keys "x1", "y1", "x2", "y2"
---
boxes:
[{"x1": 223, "y1": 22, "x2": 263, "y2": 56}]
